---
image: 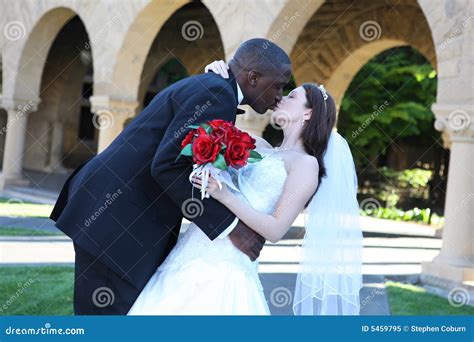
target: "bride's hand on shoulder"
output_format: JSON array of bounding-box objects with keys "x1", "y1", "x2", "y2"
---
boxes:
[
  {"x1": 192, "y1": 176, "x2": 231, "y2": 202},
  {"x1": 204, "y1": 60, "x2": 229, "y2": 78}
]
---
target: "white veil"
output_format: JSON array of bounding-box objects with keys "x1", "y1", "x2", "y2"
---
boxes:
[{"x1": 293, "y1": 131, "x2": 363, "y2": 315}]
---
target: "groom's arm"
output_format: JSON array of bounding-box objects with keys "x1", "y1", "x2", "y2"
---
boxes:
[{"x1": 151, "y1": 83, "x2": 238, "y2": 240}]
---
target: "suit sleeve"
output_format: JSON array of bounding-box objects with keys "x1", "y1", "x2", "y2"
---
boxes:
[{"x1": 151, "y1": 83, "x2": 238, "y2": 240}]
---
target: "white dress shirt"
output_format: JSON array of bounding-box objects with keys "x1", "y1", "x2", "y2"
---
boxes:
[{"x1": 217, "y1": 81, "x2": 244, "y2": 239}]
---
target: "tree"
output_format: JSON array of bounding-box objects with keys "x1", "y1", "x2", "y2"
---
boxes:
[{"x1": 338, "y1": 46, "x2": 438, "y2": 169}]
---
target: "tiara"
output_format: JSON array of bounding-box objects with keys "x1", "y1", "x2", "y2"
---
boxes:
[{"x1": 318, "y1": 84, "x2": 328, "y2": 101}]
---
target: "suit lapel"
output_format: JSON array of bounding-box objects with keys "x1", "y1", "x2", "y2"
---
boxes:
[{"x1": 226, "y1": 69, "x2": 246, "y2": 119}]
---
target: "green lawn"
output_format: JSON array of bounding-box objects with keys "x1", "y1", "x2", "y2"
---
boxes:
[
  {"x1": 0, "y1": 197, "x2": 53, "y2": 218},
  {"x1": 0, "y1": 226, "x2": 63, "y2": 236},
  {"x1": 2, "y1": 268, "x2": 473, "y2": 316},
  {"x1": 386, "y1": 281, "x2": 474, "y2": 315},
  {"x1": 0, "y1": 266, "x2": 74, "y2": 315}
]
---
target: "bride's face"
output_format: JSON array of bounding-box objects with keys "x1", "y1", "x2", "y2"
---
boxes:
[{"x1": 271, "y1": 86, "x2": 311, "y2": 128}]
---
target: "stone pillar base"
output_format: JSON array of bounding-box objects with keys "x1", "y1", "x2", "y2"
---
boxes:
[
  {"x1": 421, "y1": 261, "x2": 474, "y2": 306},
  {"x1": 0, "y1": 173, "x2": 30, "y2": 191},
  {"x1": 44, "y1": 164, "x2": 69, "y2": 175}
]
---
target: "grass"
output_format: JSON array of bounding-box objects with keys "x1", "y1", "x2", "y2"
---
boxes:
[
  {"x1": 386, "y1": 281, "x2": 474, "y2": 315},
  {"x1": 0, "y1": 266, "x2": 74, "y2": 315},
  {"x1": 0, "y1": 197, "x2": 53, "y2": 218},
  {"x1": 0, "y1": 226, "x2": 63, "y2": 236},
  {"x1": 2, "y1": 268, "x2": 473, "y2": 316}
]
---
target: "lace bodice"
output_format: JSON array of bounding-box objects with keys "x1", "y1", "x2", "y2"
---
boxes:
[
  {"x1": 232, "y1": 152, "x2": 287, "y2": 214},
  {"x1": 158, "y1": 151, "x2": 288, "y2": 273}
]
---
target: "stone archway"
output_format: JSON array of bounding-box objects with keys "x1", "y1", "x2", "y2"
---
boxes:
[
  {"x1": 23, "y1": 16, "x2": 96, "y2": 174},
  {"x1": 242, "y1": 0, "x2": 437, "y2": 141},
  {"x1": 92, "y1": 0, "x2": 228, "y2": 152},
  {"x1": 136, "y1": 1, "x2": 225, "y2": 113},
  {"x1": 103, "y1": 0, "x2": 187, "y2": 102},
  {"x1": 287, "y1": 0, "x2": 436, "y2": 106},
  {"x1": 0, "y1": 7, "x2": 94, "y2": 188}
]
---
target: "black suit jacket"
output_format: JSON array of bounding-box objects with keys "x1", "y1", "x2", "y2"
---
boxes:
[{"x1": 50, "y1": 71, "x2": 242, "y2": 290}]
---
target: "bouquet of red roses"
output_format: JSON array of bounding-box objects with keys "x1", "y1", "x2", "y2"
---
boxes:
[{"x1": 178, "y1": 119, "x2": 263, "y2": 199}]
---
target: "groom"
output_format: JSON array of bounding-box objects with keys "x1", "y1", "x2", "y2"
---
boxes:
[{"x1": 50, "y1": 38, "x2": 292, "y2": 315}]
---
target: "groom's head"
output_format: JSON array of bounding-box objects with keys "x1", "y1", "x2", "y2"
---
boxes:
[{"x1": 229, "y1": 38, "x2": 292, "y2": 114}]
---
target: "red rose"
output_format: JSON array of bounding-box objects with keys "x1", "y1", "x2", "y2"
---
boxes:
[
  {"x1": 208, "y1": 119, "x2": 227, "y2": 130},
  {"x1": 181, "y1": 129, "x2": 196, "y2": 149},
  {"x1": 225, "y1": 128, "x2": 256, "y2": 148},
  {"x1": 210, "y1": 126, "x2": 228, "y2": 144},
  {"x1": 208, "y1": 120, "x2": 232, "y2": 143},
  {"x1": 192, "y1": 130, "x2": 221, "y2": 164},
  {"x1": 224, "y1": 137, "x2": 251, "y2": 168},
  {"x1": 237, "y1": 131, "x2": 256, "y2": 149}
]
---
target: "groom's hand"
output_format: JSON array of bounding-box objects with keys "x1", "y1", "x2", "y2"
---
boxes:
[{"x1": 229, "y1": 221, "x2": 266, "y2": 261}]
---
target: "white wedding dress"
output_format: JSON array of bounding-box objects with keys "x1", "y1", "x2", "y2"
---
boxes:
[{"x1": 128, "y1": 152, "x2": 287, "y2": 315}]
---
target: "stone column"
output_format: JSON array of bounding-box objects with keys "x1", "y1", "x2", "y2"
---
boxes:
[
  {"x1": 45, "y1": 120, "x2": 67, "y2": 174},
  {"x1": 421, "y1": 104, "x2": 474, "y2": 301},
  {"x1": 90, "y1": 96, "x2": 138, "y2": 153},
  {"x1": 235, "y1": 106, "x2": 270, "y2": 137},
  {"x1": 0, "y1": 99, "x2": 40, "y2": 190}
]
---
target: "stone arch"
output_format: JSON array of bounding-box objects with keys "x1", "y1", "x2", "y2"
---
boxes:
[
  {"x1": 106, "y1": 0, "x2": 188, "y2": 101},
  {"x1": 0, "y1": 6, "x2": 96, "y2": 187},
  {"x1": 109, "y1": 1, "x2": 226, "y2": 103},
  {"x1": 245, "y1": 0, "x2": 437, "y2": 138},
  {"x1": 286, "y1": 0, "x2": 436, "y2": 106},
  {"x1": 326, "y1": 39, "x2": 412, "y2": 107},
  {"x1": 135, "y1": 1, "x2": 225, "y2": 111},
  {"x1": 137, "y1": 57, "x2": 188, "y2": 113},
  {"x1": 6, "y1": 7, "x2": 92, "y2": 102},
  {"x1": 264, "y1": 0, "x2": 324, "y2": 54},
  {"x1": 24, "y1": 15, "x2": 95, "y2": 172}
]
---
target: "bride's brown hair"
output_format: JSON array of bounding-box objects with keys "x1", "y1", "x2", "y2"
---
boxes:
[{"x1": 301, "y1": 83, "x2": 337, "y2": 192}]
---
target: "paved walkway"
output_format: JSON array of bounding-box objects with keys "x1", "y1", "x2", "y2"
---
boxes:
[
  {"x1": 0, "y1": 215, "x2": 443, "y2": 315},
  {"x1": 0, "y1": 186, "x2": 444, "y2": 315}
]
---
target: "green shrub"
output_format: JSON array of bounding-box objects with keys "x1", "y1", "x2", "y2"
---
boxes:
[{"x1": 361, "y1": 206, "x2": 444, "y2": 226}]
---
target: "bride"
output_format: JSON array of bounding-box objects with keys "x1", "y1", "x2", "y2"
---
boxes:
[{"x1": 128, "y1": 61, "x2": 363, "y2": 316}]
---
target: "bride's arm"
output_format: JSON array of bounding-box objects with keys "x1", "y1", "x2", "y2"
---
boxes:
[{"x1": 194, "y1": 155, "x2": 319, "y2": 242}]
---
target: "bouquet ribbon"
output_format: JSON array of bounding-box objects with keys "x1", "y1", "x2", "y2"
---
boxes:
[{"x1": 189, "y1": 163, "x2": 240, "y2": 200}]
